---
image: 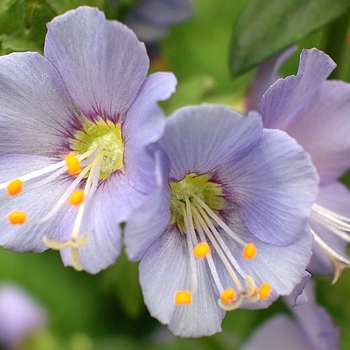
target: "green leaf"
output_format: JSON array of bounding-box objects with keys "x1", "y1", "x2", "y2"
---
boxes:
[{"x1": 229, "y1": 0, "x2": 350, "y2": 78}]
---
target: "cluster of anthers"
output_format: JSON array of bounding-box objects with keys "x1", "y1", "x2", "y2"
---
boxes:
[
  {"x1": 310, "y1": 203, "x2": 350, "y2": 282},
  {"x1": 169, "y1": 173, "x2": 272, "y2": 310},
  {"x1": 1, "y1": 118, "x2": 124, "y2": 271}
]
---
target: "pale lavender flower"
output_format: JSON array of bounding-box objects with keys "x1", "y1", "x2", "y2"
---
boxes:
[
  {"x1": 0, "y1": 7, "x2": 176, "y2": 273},
  {"x1": 0, "y1": 283, "x2": 47, "y2": 349},
  {"x1": 248, "y1": 48, "x2": 350, "y2": 281},
  {"x1": 125, "y1": 104, "x2": 318, "y2": 337},
  {"x1": 125, "y1": 0, "x2": 194, "y2": 44},
  {"x1": 241, "y1": 281, "x2": 339, "y2": 350}
]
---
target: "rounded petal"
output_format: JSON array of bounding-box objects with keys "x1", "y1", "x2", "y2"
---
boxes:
[
  {"x1": 0, "y1": 284, "x2": 47, "y2": 348},
  {"x1": 158, "y1": 104, "x2": 263, "y2": 181},
  {"x1": 241, "y1": 315, "x2": 310, "y2": 350},
  {"x1": 123, "y1": 72, "x2": 177, "y2": 193},
  {"x1": 245, "y1": 46, "x2": 296, "y2": 112},
  {"x1": 124, "y1": 150, "x2": 172, "y2": 261},
  {"x1": 258, "y1": 48, "x2": 336, "y2": 130},
  {"x1": 0, "y1": 154, "x2": 70, "y2": 252},
  {"x1": 45, "y1": 7, "x2": 149, "y2": 121},
  {"x1": 125, "y1": 0, "x2": 194, "y2": 42},
  {"x1": 60, "y1": 172, "x2": 146, "y2": 274},
  {"x1": 308, "y1": 181, "x2": 350, "y2": 275},
  {"x1": 217, "y1": 129, "x2": 318, "y2": 245},
  {"x1": 286, "y1": 80, "x2": 350, "y2": 184},
  {"x1": 139, "y1": 228, "x2": 225, "y2": 337},
  {"x1": 0, "y1": 52, "x2": 78, "y2": 156}
]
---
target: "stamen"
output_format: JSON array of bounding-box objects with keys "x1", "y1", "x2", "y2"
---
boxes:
[
  {"x1": 311, "y1": 204, "x2": 350, "y2": 231},
  {"x1": 65, "y1": 153, "x2": 81, "y2": 175},
  {"x1": 191, "y1": 204, "x2": 245, "y2": 293},
  {"x1": 174, "y1": 290, "x2": 192, "y2": 305},
  {"x1": 259, "y1": 282, "x2": 272, "y2": 299},
  {"x1": 8, "y1": 210, "x2": 27, "y2": 225},
  {"x1": 220, "y1": 288, "x2": 236, "y2": 304},
  {"x1": 218, "y1": 294, "x2": 244, "y2": 310},
  {"x1": 6, "y1": 179, "x2": 23, "y2": 196},
  {"x1": 310, "y1": 227, "x2": 350, "y2": 283},
  {"x1": 193, "y1": 242, "x2": 211, "y2": 259},
  {"x1": 192, "y1": 193, "x2": 246, "y2": 245},
  {"x1": 67, "y1": 189, "x2": 85, "y2": 206},
  {"x1": 243, "y1": 242, "x2": 257, "y2": 259},
  {"x1": 184, "y1": 200, "x2": 199, "y2": 293},
  {"x1": 43, "y1": 234, "x2": 88, "y2": 271}
]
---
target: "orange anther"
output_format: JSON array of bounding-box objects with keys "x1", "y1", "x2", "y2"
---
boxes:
[
  {"x1": 6, "y1": 179, "x2": 23, "y2": 196},
  {"x1": 220, "y1": 288, "x2": 237, "y2": 304},
  {"x1": 68, "y1": 189, "x2": 85, "y2": 206},
  {"x1": 8, "y1": 210, "x2": 27, "y2": 225},
  {"x1": 64, "y1": 153, "x2": 81, "y2": 176},
  {"x1": 259, "y1": 282, "x2": 272, "y2": 300},
  {"x1": 174, "y1": 290, "x2": 192, "y2": 305},
  {"x1": 193, "y1": 242, "x2": 211, "y2": 259},
  {"x1": 243, "y1": 242, "x2": 257, "y2": 260}
]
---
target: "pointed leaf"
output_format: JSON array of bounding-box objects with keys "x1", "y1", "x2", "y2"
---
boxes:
[{"x1": 230, "y1": 0, "x2": 350, "y2": 78}]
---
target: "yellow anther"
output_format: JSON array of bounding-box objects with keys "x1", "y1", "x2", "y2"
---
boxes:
[
  {"x1": 193, "y1": 242, "x2": 211, "y2": 258},
  {"x1": 6, "y1": 179, "x2": 23, "y2": 196},
  {"x1": 220, "y1": 288, "x2": 237, "y2": 304},
  {"x1": 68, "y1": 189, "x2": 85, "y2": 206},
  {"x1": 243, "y1": 242, "x2": 257, "y2": 259},
  {"x1": 174, "y1": 290, "x2": 192, "y2": 305},
  {"x1": 8, "y1": 210, "x2": 27, "y2": 225},
  {"x1": 259, "y1": 282, "x2": 272, "y2": 300},
  {"x1": 64, "y1": 153, "x2": 81, "y2": 176}
]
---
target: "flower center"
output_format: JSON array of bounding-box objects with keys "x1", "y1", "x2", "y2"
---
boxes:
[
  {"x1": 170, "y1": 173, "x2": 226, "y2": 233},
  {"x1": 70, "y1": 118, "x2": 124, "y2": 179},
  {"x1": 170, "y1": 173, "x2": 271, "y2": 310}
]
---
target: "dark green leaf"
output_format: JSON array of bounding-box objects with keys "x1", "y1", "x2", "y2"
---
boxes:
[{"x1": 229, "y1": 0, "x2": 350, "y2": 78}]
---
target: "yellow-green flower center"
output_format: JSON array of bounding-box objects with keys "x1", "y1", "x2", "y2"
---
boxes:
[
  {"x1": 70, "y1": 118, "x2": 124, "y2": 179},
  {"x1": 170, "y1": 173, "x2": 227, "y2": 232}
]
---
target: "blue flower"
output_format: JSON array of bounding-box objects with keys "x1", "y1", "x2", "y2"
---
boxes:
[
  {"x1": 248, "y1": 48, "x2": 350, "y2": 281},
  {"x1": 0, "y1": 283, "x2": 47, "y2": 349},
  {"x1": 0, "y1": 7, "x2": 176, "y2": 273},
  {"x1": 125, "y1": 0, "x2": 194, "y2": 44},
  {"x1": 125, "y1": 104, "x2": 318, "y2": 337},
  {"x1": 241, "y1": 281, "x2": 339, "y2": 350}
]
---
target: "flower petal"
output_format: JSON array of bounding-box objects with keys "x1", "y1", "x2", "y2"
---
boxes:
[
  {"x1": 139, "y1": 227, "x2": 225, "y2": 337},
  {"x1": 217, "y1": 129, "x2": 318, "y2": 245},
  {"x1": 123, "y1": 72, "x2": 177, "y2": 193},
  {"x1": 45, "y1": 6, "x2": 149, "y2": 121},
  {"x1": 258, "y1": 48, "x2": 336, "y2": 130},
  {"x1": 125, "y1": 0, "x2": 194, "y2": 42},
  {"x1": 124, "y1": 150, "x2": 172, "y2": 261},
  {"x1": 245, "y1": 46, "x2": 296, "y2": 112},
  {"x1": 290, "y1": 281, "x2": 339, "y2": 350},
  {"x1": 241, "y1": 314, "x2": 310, "y2": 350},
  {"x1": 0, "y1": 52, "x2": 78, "y2": 156},
  {"x1": 0, "y1": 154, "x2": 70, "y2": 252},
  {"x1": 60, "y1": 171, "x2": 146, "y2": 274},
  {"x1": 0, "y1": 283, "x2": 47, "y2": 348},
  {"x1": 158, "y1": 104, "x2": 263, "y2": 181},
  {"x1": 286, "y1": 80, "x2": 350, "y2": 184}
]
